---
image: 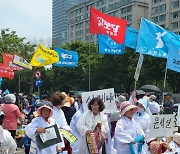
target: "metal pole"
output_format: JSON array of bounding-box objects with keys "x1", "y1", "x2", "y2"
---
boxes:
[
  {"x1": 162, "y1": 65, "x2": 168, "y2": 104},
  {"x1": 88, "y1": 43, "x2": 91, "y2": 91},
  {"x1": 134, "y1": 80, "x2": 137, "y2": 91},
  {"x1": 18, "y1": 71, "x2": 20, "y2": 94},
  {"x1": 38, "y1": 87, "x2": 40, "y2": 98}
]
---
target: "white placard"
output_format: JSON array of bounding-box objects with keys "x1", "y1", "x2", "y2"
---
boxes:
[
  {"x1": 81, "y1": 88, "x2": 116, "y2": 113},
  {"x1": 149, "y1": 114, "x2": 174, "y2": 138}
]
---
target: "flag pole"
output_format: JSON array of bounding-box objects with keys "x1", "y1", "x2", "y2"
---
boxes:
[
  {"x1": 162, "y1": 64, "x2": 168, "y2": 104},
  {"x1": 88, "y1": 43, "x2": 91, "y2": 91}
]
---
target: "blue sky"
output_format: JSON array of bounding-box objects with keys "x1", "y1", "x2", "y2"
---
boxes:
[{"x1": 0, "y1": 0, "x2": 52, "y2": 40}]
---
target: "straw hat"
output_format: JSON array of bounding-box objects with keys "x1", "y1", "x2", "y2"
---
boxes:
[
  {"x1": 173, "y1": 132, "x2": 180, "y2": 145},
  {"x1": 120, "y1": 101, "x2": 138, "y2": 116},
  {"x1": 37, "y1": 101, "x2": 53, "y2": 117}
]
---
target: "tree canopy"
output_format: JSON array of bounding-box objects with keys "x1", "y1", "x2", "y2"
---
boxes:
[{"x1": 0, "y1": 29, "x2": 179, "y2": 95}]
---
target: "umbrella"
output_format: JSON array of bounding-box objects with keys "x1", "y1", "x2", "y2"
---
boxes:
[{"x1": 140, "y1": 85, "x2": 162, "y2": 93}]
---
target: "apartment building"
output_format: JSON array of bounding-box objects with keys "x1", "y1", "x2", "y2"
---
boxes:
[
  {"x1": 150, "y1": 0, "x2": 180, "y2": 34},
  {"x1": 52, "y1": 0, "x2": 86, "y2": 45},
  {"x1": 67, "y1": 0, "x2": 149, "y2": 43}
]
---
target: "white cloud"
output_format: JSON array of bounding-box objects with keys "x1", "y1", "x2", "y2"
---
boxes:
[{"x1": 0, "y1": 0, "x2": 52, "y2": 40}]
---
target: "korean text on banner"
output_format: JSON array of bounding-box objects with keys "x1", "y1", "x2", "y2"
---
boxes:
[
  {"x1": 98, "y1": 34, "x2": 124, "y2": 55},
  {"x1": 54, "y1": 47, "x2": 78, "y2": 67},
  {"x1": 2, "y1": 52, "x2": 23, "y2": 70},
  {"x1": 136, "y1": 18, "x2": 180, "y2": 58},
  {"x1": 13, "y1": 55, "x2": 32, "y2": 70},
  {"x1": 90, "y1": 7, "x2": 127, "y2": 44},
  {"x1": 134, "y1": 54, "x2": 144, "y2": 81},
  {"x1": 0, "y1": 64, "x2": 14, "y2": 79},
  {"x1": 81, "y1": 88, "x2": 116, "y2": 113},
  {"x1": 30, "y1": 44, "x2": 59, "y2": 67},
  {"x1": 149, "y1": 114, "x2": 174, "y2": 138},
  {"x1": 167, "y1": 39, "x2": 180, "y2": 73}
]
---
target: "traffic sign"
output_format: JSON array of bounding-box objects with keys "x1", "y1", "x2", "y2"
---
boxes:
[
  {"x1": 34, "y1": 79, "x2": 42, "y2": 87},
  {"x1": 35, "y1": 70, "x2": 41, "y2": 78}
]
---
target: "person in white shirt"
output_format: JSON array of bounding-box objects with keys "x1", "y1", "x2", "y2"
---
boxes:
[
  {"x1": 0, "y1": 125, "x2": 17, "y2": 154},
  {"x1": 133, "y1": 98, "x2": 151, "y2": 139},
  {"x1": 25, "y1": 101, "x2": 63, "y2": 154},
  {"x1": 50, "y1": 92, "x2": 70, "y2": 131},
  {"x1": 106, "y1": 95, "x2": 126, "y2": 154},
  {"x1": 77, "y1": 97, "x2": 109, "y2": 154},
  {"x1": 148, "y1": 95, "x2": 160, "y2": 115},
  {"x1": 114, "y1": 101, "x2": 145, "y2": 154}
]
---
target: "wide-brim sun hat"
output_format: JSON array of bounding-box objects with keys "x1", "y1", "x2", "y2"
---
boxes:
[
  {"x1": 120, "y1": 101, "x2": 138, "y2": 116},
  {"x1": 115, "y1": 95, "x2": 126, "y2": 104},
  {"x1": 173, "y1": 132, "x2": 180, "y2": 145},
  {"x1": 37, "y1": 101, "x2": 53, "y2": 117}
]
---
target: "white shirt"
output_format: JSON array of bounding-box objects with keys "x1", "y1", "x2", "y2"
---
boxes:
[
  {"x1": 149, "y1": 101, "x2": 160, "y2": 114},
  {"x1": 52, "y1": 106, "x2": 70, "y2": 131},
  {"x1": 25, "y1": 117, "x2": 63, "y2": 154},
  {"x1": 77, "y1": 111, "x2": 109, "y2": 154},
  {"x1": 70, "y1": 110, "x2": 83, "y2": 153},
  {"x1": 114, "y1": 116, "x2": 145, "y2": 154}
]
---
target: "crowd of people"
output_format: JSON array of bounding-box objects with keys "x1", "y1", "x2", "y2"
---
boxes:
[{"x1": 0, "y1": 90, "x2": 179, "y2": 154}]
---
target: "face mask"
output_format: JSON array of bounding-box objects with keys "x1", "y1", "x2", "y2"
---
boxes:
[{"x1": 138, "y1": 107, "x2": 144, "y2": 113}]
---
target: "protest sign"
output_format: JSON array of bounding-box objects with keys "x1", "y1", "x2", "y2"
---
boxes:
[
  {"x1": 81, "y1": 88, "x2": 116, "y2": 113},
  {"x1": 60, "y1": 129, "x2": 77, "y2": 144},
  {"x1": 149, "y1": 114, "x2": 174, "y2": 138}
]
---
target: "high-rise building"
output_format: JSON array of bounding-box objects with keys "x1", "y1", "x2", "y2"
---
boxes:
[
  {"x1": 52, "y1": 0, "x2": 86, "y2": 45},
  {"x1": 149, "y1": 0, "x2": 180, "y2": 34},
  {"x1": 67, "y1": 0, "x2": 149, "y2": 43}
]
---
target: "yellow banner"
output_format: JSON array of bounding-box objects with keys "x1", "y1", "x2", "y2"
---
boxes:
[
  {"x1": 30, "y1": 44, "x2": 59, "y2": 67},
  {"x1": 13, "y1": 55, "x2": 32, "y2": 70},
  {"x1": 60, "y1": 129, "x2": 77, "y2": 144}
]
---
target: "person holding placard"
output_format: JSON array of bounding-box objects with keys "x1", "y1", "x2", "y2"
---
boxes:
[
  {"x1": 77, "y1": 97, "x2": 109, "y2": 154},
  {"x1": 114, "y1": 101, "x2": 145, "y2": 154},
  {"x1": 25, "y1": 101, "x2": 63, "y2": 154}
]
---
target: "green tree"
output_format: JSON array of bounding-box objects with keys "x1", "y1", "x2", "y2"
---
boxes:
[{"x1": 0, "y1": 28, "x2": 36, "y2": 94}]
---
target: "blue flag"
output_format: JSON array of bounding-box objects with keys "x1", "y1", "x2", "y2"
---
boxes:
[
  {"x1": 167, "y1": 39, "x2": 180, "y2": 73},
  {"x1": 136, "y1": 17, "x2": 180, "y2": 58},
  {"x1": 3, "y1": 89, "x2": 10, "y2": 96},
  {"x1": 98, "y1": 26, "x2": 138, "y2": 54},
  {"x1": 125, "y1": 26, "x2": 138, "y2": 49},
  {"x1": 98, "y1": 34, "x2": 124, "y2": 54},
  {"x1": 54, "y1": 47, "x2": 79, "y2": 67},
  {"x1": 0, "y1": 77, "x2": 2, "y2": 86}
]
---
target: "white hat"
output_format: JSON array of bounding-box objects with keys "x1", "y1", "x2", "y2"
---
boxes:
[
  {"x1": 120, "y1": 101, "x2": 138, "y2": 116},
  {"x1": 137, "y1": 98, "x2": 148, "y2": 109},
  {"x1": 4, "y1": 94, "x2": 16, "y2": 103},
  {"x1": 149, "y1": 95, "x2": 156, "y2": 100},
  {"x1": 115, "y1": 95, "x2": 126, "y2": 104}
]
